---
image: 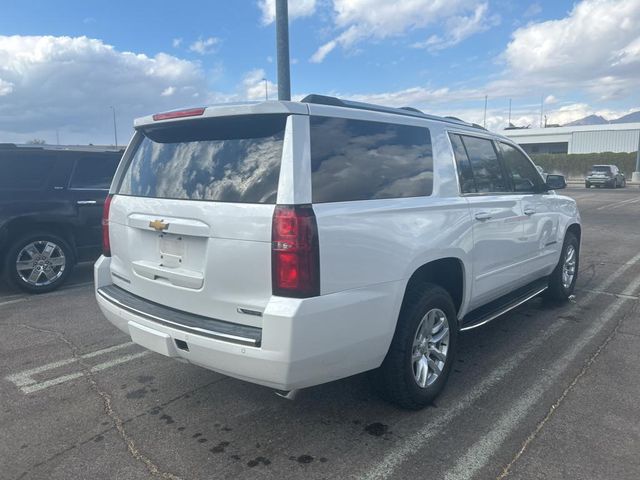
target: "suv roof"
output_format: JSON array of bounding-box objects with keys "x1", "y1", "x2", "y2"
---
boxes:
[
  {"x1": 0, "y1": 143, "x2": 123, "y2": 153},
  {"x1": 134, "y1": 95, "x2": 498, "y2": 136}
]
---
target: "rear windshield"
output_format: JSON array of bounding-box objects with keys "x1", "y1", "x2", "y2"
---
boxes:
[
  {"x1": 591, "y1": 166, "x2": 611, "y2": 172},
  {"x1": 118, "y1": 114, "x2": 288, "y2": 204}
]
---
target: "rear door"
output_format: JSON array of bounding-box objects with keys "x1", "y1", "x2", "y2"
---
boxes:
[
  {"x1": 449, "y1": 133, "x2": 527, "y2": 309},
  {"x1": 67, "y1": 152, "x2": 121, "y2": 253},
  {"x1": 108, "y1": 114, "x2": 290, "y2": 326}
]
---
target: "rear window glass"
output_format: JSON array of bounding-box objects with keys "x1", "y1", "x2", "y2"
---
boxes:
[
  {"x1": 310, "y1": 116, "x2": 433, "y2": 203},
  {"x1": 591, "y1": 166, "x2": 611, "y2": 172},
  {"x1": 118, "y1": 114, "x2": 288, "y2": 204},
  {"x1": 70, "y1": 154, "x2": 120, "y2": 189},
  {"x1": 0, "y1": 152, "x2": 56, "y2": 190}
]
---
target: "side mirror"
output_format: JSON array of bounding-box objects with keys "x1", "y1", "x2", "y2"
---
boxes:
[{"x1": 546, "y1": 174, "x2": 566, "y2": 190}]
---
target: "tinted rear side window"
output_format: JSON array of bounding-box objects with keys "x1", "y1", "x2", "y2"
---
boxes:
[
  {"x1": 70, "y1": 154, "x2": 120, "y2": 189},
  {"x1": 460, "y1": 136, "x2": 508, "y2": 193},
  {"x1": 0, "y1": 151, "x2": 56, "y2": 190},
  {"x1": 118, "y1": 114, "x2": 288, "y2": 204},
  {"x1": 310, "y1": 117, "x2": 433, "y2": 203},
  {"x1": 449, "y1": 134, "x2": 476, "y2": 194}
]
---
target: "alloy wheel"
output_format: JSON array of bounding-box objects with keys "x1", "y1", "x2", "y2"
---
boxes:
[
  {"x1": 16, "y1": 241, "x2": 66, "y2": 287},
  {"x1": 562, "y1": 244, "x2": 576, "y2": 290},
  {"x1": 412, "y1": 308, "x2": 450, "y2": 388}
]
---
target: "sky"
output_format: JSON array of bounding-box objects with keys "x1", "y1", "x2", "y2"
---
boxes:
[{"x1": 0, "y1": 0, "x2": 639, "y2": 145}]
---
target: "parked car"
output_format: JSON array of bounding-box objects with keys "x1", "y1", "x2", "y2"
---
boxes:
[
  {"x1": 585, "y1": 164, "x2": 626, "y2": 188},
  {"x1": 0, "y1": 144, "x2": 121, "y2": 293},
  {"x1": 95, "y1": 96, "x2": 580, "y2": 409}
]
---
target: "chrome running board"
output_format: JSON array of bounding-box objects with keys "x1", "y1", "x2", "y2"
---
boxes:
[{"x1": 460, "y1": 279, "x2": 548, "y2": 332}]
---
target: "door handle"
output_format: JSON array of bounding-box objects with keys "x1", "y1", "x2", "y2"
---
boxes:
[
  {"x1": 76, "y1": 200, "x2": 97, "y2": 205},
  {"x1": 523, "y1": 208, "x2": 536, "y2": 216},
  {"x1": 474, "y1": 212, "x2": 493, "y2": 221}
]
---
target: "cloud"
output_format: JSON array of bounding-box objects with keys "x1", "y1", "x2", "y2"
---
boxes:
[
  {"x1": 240, "y1": 68, "x2": 277, "y2": 101},
  {"x1": 188, "y1": 37, "x2": 220, "y2": 55},
  {"x1": 172, "y1": 37, "x2": 183, "y2": 48},
  {"x1": 311, "y1": 0, "x2": 496, "y2": 62},
  {"x1": 412, "y1": 3, "x2": 500, "y2": 51},
  {"x1": 502, "y1": 0, "x2": 640, "y2": 99},
  {"x1": 523, "y1": 2, "x2": 542, "y2": 18},
  {"x1": 258, "y1": 0, "x2": 317, "y2": 25},
  {"x1": 0, "y1": 35, "x2": 212, "y2": 144},
  {"x1": 310, "y1": 39, "x2": 338, "y2": 63},
  {"x1": 0, "y1": 78, "x2": 13, "y2": 95}
]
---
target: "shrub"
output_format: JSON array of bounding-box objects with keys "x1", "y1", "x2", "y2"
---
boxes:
[{"x1": 530, "y1": 152, "x2": 638, "y2": 179}]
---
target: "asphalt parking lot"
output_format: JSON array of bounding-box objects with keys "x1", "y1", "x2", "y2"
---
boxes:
[{"x1": 2, "y1": 186, "x2": 640, "y2": 480}]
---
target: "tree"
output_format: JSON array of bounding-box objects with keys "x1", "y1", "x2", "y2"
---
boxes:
[{"x1": 27, "y1": 138, "x2": 46, "y2": 145}]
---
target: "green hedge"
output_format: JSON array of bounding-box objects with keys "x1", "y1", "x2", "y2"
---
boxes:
[{"x1": 530, "y1": 152, "x2": 638, "y2": 180}]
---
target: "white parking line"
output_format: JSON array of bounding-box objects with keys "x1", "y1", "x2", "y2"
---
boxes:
[
  {"x1": 362, "y1": 251, "x2": 640, "y2": 480},
  {"x1": 442, "y1": 291, "x2": 634, "y2": 480},
  {"x1": 596, "y1": 196, "x2": 640, "y2": 210},
  {"x1": 5, "y1": 342, "x2": 150, "y2": 394},
  {"x1": 0, "y1": 298, "x2": 28, "y2": 307}
]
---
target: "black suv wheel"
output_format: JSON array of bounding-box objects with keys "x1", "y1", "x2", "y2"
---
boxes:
[
  {"x1": 4, "y1": 232, "x2": 75, "y2": 293},
  {"x1": 374, "y1": 283, "x2": 458, "y2": 409}
]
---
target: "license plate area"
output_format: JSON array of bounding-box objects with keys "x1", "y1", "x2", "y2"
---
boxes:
[{"x1": 159, "y1": 234, "x2": 184, "y2": 268}]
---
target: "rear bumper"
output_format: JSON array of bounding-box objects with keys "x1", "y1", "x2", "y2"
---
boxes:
[
  {"x1": 585, "y1": 177, "x2": 613, "y2": 185},
  {"x1": 94, "y1": 256, "x2": 403, "y2": 390}
]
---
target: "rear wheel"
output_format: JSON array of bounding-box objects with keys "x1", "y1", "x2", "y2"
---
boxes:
[
  {"x1": 4, "y1": 232, "x2": 74, "y2": 293},
  {"x1": 374, "y1": 283, "x2": 458, "y2": 410},
  {"x1": 546, "y1": 232, "x2": 579, "y2": 301},
  {"x1": 585, "y1": 182, "x2": 590, "y2": 188}
]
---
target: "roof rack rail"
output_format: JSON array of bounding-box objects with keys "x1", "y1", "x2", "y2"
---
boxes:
[{"x1": 300, "y1": 94, "x2": 480, "y2": 129}]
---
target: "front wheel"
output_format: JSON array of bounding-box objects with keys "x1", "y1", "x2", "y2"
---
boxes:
[
  {"x1": 4, "y1": 232, "x2": 75, "y2": 293},
  {"x1": 374, "y1": 283, "x2": 458, "y2": 410},
  {"x1": 546, "y1": 232, "x2": 579, "y2": 301}
]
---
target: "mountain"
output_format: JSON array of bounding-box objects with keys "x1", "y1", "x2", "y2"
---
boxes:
[
  {"x1": 564, "y1": 115, "x2": 607, "y2": 126},
  {"x1": 611, "y1": 111, "x2": 640, "y2": 124},
  {"x1": 563, "y1": 111, "x2": 640, "y2": 126}
]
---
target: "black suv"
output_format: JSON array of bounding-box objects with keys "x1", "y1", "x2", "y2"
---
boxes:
[
  {"x1": 0, "y1": 144, "x2": 121, "y2": 293},
  {"x1": 585, "y1": 164, "x2": 626, "y2": 188}
]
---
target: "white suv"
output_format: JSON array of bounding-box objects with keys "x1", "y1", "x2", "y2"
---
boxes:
[{"x1": 95, "y1": 95, "x2": 581, "y2": 409}]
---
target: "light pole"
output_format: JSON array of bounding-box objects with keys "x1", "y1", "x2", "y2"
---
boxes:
[
  {"x1": 263, "y1": 78, "x2": 268, "y2": 101},
  {"x1": 275, "y1": 0, "x2": 291, "y2": 100},
  {"x1": 110, "y1": 106, "x2": 118, "y2": 148},
  {"x1": 483, "y1": 95, "x2": 488, "y2": 128},
  {"x1": 633, "y1": 131, "x2": 640, "y2": 184}
]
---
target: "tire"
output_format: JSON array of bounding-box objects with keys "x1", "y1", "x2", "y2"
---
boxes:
[
  {"x1": 374, "y1": 283, "x2": 458, "y2": 410},
  {"x1": 546, "y1": 232, "x2": 579, "y2": 301},
  {"x1": 585, "y1": 182, "x2": 590, "y2": 188},
  {"x1": 621, "y1": 179, "x2": 626, "y2": 188},
  {"x1": 4, "y1": 232, "x2": 75, "y2": 293}
]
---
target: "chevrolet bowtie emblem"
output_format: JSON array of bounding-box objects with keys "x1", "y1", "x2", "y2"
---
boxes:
[{"x1": 149, "y1": 219, "x2": 169, "y2": 232}]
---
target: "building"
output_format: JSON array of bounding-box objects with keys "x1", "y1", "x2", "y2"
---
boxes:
[{"x1": 501, "y1": 123, "x2": 640, "y2": 155}]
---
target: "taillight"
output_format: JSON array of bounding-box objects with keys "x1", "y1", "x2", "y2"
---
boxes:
[
  {"x1": 102, "y1": 194, "x2": 113, "y2": 257},
  {"x1": 271, "y1": 205, "x2": 320, "y2": 298},
  {"x1": 152, "y1": 107, "x2": 206, "y2": 121}
]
